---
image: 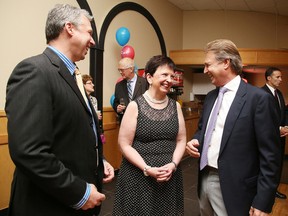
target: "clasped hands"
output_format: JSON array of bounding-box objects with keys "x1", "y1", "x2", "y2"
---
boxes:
[{"x1": 145, "y1": 163, "x2": 176, "y2": 182}]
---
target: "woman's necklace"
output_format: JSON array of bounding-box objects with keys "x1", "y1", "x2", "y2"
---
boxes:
[{"x1": 144, "y1": 91, "x2": 168, "y2": 104}]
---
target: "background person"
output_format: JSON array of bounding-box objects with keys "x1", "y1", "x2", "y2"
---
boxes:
[
  {"x1": 112, "y1": 55, "x2": 186, "y2": 215},
  {"x1": 262, "y1": 67, "x2": 288, "y2": 199},
  {"x1": 82, "y1": 74, "x2": 102, "y2": 120},
  {"x1": 83, "y1": 74, "x2": 106, "y2": 144},
  {"x1": 5, "y1": 4, "x2": 114, "y2": 216},
  {"x1": 112, "y1": 57, "x2": 148, "y2": 123},
  {"x1": 186, "y1": 39, "x2": 281, "y2": 216}
]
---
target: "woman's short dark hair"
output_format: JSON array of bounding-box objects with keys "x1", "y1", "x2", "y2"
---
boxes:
[{"x1": 144, "y1": 55, "x2": 176, "y2": 76}]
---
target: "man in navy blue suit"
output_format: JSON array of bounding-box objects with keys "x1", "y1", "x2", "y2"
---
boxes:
[
  {"x1": 262, "y1": 67, "x2": 288, "y2": 200},
  {"x1": 186, "y1": 39, "x2": 281, "y2": 216}
]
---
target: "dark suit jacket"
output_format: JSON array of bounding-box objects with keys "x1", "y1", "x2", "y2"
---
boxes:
[
  {"x1": 262, "y1": 84, "x2": 286, "y2": 178},
  {"x1": 194, "y1": 80, "x2": 281, "y2": 215},
  {"x1": 261, "y1": 84, "x2": 286, "y2": 128},
  {"x1": 113, "y1": 75, "x2": 148, "y2": 121},
  {"x1": 5, "y1": 48, "x2": 104, "y2": 216}
]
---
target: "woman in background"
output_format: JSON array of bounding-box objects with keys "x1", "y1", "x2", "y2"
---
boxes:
[
  {"x1": 82, "y1": 74, "x2": 105, "y2": 144},
  {"x1": 82, "y1": 74, "x2": 102, "y2": 120},
  {"x1": 113, "y1": 55, "x2": 186, "y2": 215}
]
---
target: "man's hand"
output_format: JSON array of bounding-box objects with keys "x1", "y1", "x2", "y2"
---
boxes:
[
  {"x1": 117, "y1": 104, "x2": 126, "y2": 114},
  {"x1": 249, "y1": 207, "x2": 269, "y2": 216},
  {"x1": 280, "y1": 126, "x2": 288, "y2": 137},
  {"x1": 103, "y1": 160, "x2": 114, "y2": 183},
  {"x1": 186, "y1": 139, "x2": 201, "y2": 158},
  {"x1": 81, "y1": 184, "x2": 105, "y2": 210}
]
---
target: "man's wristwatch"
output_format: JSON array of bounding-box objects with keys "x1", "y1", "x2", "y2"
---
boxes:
[{"x1": 143, "y1": 165, "x2": 151, "y2": 176}]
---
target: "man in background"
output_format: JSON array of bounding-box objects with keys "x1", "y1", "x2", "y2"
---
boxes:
[
  {"x1": 113, "y1": 57, "x2": 148, "y2": 123},
  {"x1": 5, "y1": 4, "x2": 114, "y2": 216},
  {"x1": 262, "y1": 67, "x2": 288, "y2": 199},
  {"x1": 186, "y1": 39, "x2": 281, "y2": 216}
]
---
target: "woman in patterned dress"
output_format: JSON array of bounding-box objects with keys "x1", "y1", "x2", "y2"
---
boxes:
[{"x1": 113, "y1": 55, "x2": 186, "y2": 215}]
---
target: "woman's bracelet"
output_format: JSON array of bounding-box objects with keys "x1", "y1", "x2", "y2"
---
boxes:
[
  {"x1": 143, "y1": 165, "x2": 151, "y2": 176},
  {"x1": 171, "y1": 161, "x2": 177, "y2": 171}
]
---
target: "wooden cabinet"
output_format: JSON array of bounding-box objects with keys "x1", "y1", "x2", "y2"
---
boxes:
[
  {"x1": 184, "y1": 115, "x2": 199, "y2": 157},
  {"x1": 0, "y1": 111, "x2": 14, "y2": 210},
  {"x1": 102, "y1": 107, "x2": 122, "y2": 170},
  {"x1": 185, "y1": 115, "x2": 199, "y2": 141}
]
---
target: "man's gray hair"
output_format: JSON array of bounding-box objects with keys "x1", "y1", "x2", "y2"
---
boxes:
[{"x1": 45, "y1": 4, "x2": 93, "y2": 44}]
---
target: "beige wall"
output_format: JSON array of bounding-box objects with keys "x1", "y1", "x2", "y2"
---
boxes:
[
  {"x1": 0, "y1": 0, "x2": 182, "y2": 109},
  {"x1": 182, "y1": 10, "x2": 288, "y2": 49}
]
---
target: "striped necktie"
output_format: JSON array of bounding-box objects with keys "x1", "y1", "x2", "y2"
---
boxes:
[{"x1": 127, "y1": 80, "x2": 133, "y2": 101}]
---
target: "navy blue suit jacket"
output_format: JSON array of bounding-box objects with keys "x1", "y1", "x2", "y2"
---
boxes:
[{"x1": 194, "y1": 80, "x2": 281, "y2": 215}]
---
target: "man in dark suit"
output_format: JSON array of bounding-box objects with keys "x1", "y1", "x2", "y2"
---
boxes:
[
  {"x1": 113, "y1": 57, "x2": 148, "y2": 123},
  {"x1": 262, "y1": 67, "x2": 288, "y2": 199},
  {"x1": 5, "y1": 4, "x2": 114, "y2": 216},
  {"x1": 186, "y1": 39, "x2": 281, "y2": 216}
]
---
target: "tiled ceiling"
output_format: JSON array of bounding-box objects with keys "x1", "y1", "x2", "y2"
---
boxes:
[{"x1": 168, "y1": 0, "x2": 288, "y2": 16}]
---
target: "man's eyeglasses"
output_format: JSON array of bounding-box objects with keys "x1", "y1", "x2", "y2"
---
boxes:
[{"x1": 118, "y1": 67, "x2": 132, "y2": 73}]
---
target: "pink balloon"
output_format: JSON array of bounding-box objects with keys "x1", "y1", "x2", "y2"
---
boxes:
[
  {"x1": 121, "y1": 45, "x2": 135, "y2": 59},
  {"x1": 116, "y1": 77, "x2": 124, "y2": 83}
]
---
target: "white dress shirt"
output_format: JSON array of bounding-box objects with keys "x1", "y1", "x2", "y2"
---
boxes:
[{"x1": 207, "y1": 75, "x2": 241, "y2": 168}]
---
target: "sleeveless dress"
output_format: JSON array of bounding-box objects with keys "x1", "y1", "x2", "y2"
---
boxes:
[{"x1": 112, "y1": 95, "x2": 184, "y2": 216}]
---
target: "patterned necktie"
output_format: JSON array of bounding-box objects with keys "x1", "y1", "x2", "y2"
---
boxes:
[
  {"x1": 200, "y1": 87, "x2": 228, "y2": 170},
  {"x1": 127, "y1": 81, "x2": 133, "y2": 101},
  {"x1": 74, "y1": 67, "x2": 89, "y2": 106},
  {"x1": 274, "y1": 89, "x2": 280, "y2": 108}
]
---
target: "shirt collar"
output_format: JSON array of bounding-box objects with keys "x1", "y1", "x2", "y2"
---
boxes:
[
  {"x1": 128, "y1": 74, "x2": 137, "y2": 83},
  {"x1": 266, "y1": 83, "x2": 276, "y2": 94},
  {"x1": 223, "y1": 75, "x2": 241, "y2": 92},
  {"x1": 48, "y1": 46, "x2": 75, "y2": 75}
]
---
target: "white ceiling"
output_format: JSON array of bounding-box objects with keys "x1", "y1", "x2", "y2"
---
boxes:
[{"x1": 168, "y1": 0, "x2": 288, "y2": 16}]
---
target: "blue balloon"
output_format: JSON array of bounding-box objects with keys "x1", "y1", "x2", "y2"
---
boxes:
[
  {"x1": 110, "y1": 94, "x2": 115, "y2": 107},
  {"x1": 134, "y1": 64, "x2": 138, "y2": 74},
  {"x1": 116, "y1": 27, "x2": 130, "y2": 46}
]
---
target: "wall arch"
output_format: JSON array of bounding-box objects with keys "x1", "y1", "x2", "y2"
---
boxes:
[{"x1": 77, "y1": 0, "x2": 167, "y2": 112}]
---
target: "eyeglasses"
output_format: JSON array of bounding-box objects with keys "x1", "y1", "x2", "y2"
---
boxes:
[
  {"x1": 118, "y1": 67, "x2": 132, "y2": 73},
  {"x1": 85, "y1": 81, "x2": 93, "y2": 85}
]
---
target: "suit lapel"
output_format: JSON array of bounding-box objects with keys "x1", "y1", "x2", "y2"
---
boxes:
[
  {"x1": 219, "y1": 81, "x2": 246, "y2": 154},
  {"x1": 133, "y1": 76, "x2": 141, "y2": 99},
  {"x1": 43, "y1": 48, "x2": 91, "y2": 115},
  {"x1": 120, "y1": 80, "x2": 129, "y2": 104}
]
